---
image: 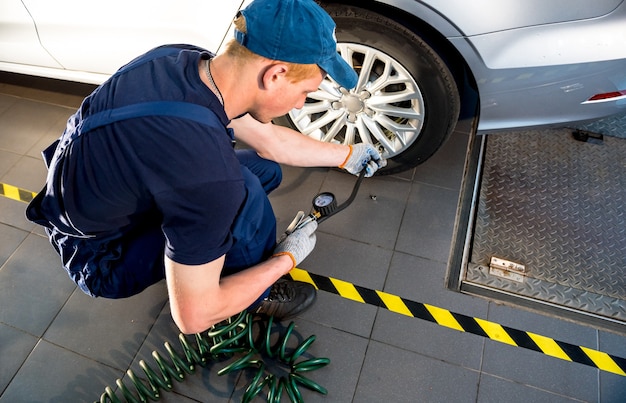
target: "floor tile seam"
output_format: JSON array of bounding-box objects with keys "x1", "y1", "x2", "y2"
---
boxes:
[
  {"x1": 483, "y1": 299, "x2": 608, "y2": 348},
  {"x1": 39, "y1": 336, "x2": 128, "y2": 375},
  {"x1": 388, "y1": 179, "x2": 414, "y2": 261},
  {"x1": 26, "y1": 229, "x2": 47, "y2": 239},
  {"x1": 360, "y1": 172, "x2": 411, "y2": 304},
  {"x1": 481, "y1": 301, "x2": 620, "y2": 388},
  {"x1": 1, "y1": 338, "x2": 123, "y2": 401},
  {"x1": 0, "y1": 321, "x2": 39, "y2": 395},
  {"x1": 0, "y1": 91, "x2": 80, "y2": 111},
  {"x1": 0, "y1": 147, "x2": 27, "y2": 158},
  {"x1": 352, "y1": 337, "x2": 375, "y2": 403},
  {"x1": 370, "y1": 323, "x2": 486, "y2": 373},
  {"x1": 95, "y1": 331, "x2": 242, "y2": 403},
  {"x1": 0, "y1": 220, "x2": 32, "y2": 236},
  {"x1": 411, "y1": 178, "x2": 462, "y2": 193},
  {"x1": 386, "y1": 172, "x2": 416, "y2": 183},
  {"x1": 296, "y1": 312, "x2": 378, "y2": 384},
  {"x1": 297, "y1": 316, "x2": 374, "y2": 341},
  {"x1": 0, "y1": 336, "x2": 41, "y2": 398},
  {"x1": 1, "y1": 155, "x2": 44, "y2": 189},
  {"x1": 202, "y1": 316, "x2": 361, "y2": 402},
  {"x1": 374, "y1": 250, "x2": 459, "y2": 314},
  {"x1": 480, "y1": 301, "x2": 626, "y2": 367},
  {"x1": 0, "y1": 151, "x2": 28, "y2": 184},
  {"x1": 0, "y1": 320, "x2": 43, "y2": 340},
  {"x1": 316, "y1": 228, "x2": 397, "y2": 256},
  {"x1": 311, "y1": 229, "x2": 398, "y2": 288},
  {"x1": 0, "y1": 226, "x2": 30, "y2": 271},
  {"x1": 123, "y1": 299, "x2": 170, "y2": 373},
  {"x1": 475, "y1": 327, "x2": 487, "y2": 403},
  {"x1": 476, "y1": 372, "x2": 590, "y2": 402},
  {"x1": 390, "y1": 248, "x2": 451, "y2": 267},
  {"x1": 38, "y1": 287, "x2": 114, "y2": 364},
  {"x1": 367, "y1": 331, "x2": 484, "y2": 374}
]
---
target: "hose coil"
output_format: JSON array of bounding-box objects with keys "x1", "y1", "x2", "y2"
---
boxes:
[{"x1": 97, "y1": 312, "x2": 329, "y2": 402}]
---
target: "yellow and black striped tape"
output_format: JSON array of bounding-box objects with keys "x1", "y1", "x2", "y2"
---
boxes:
[
  {"x1": 288, "y1": 267, "x2": 626, "y2": 378},
  {"x1": 3, "y1": 182, "x2": 625, "y2": 378},
  {"x1": 0, "y1": 182, "x2": 37, "y2": 204}
]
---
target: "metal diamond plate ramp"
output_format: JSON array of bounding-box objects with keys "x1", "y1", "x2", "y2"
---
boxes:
[
  {"x1": 457, "y1": 128, "x2": 626, "y2": 326},
  {"x1": 574, "y1": 111, "x2": 626, "y2": 139}
]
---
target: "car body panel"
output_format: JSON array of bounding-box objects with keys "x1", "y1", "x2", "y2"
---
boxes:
[
  {"x1": 21, "y1": 0, "x2": 243, "y2": 74},
  {"x1": 443, "y1": 7, "x2": 626, "y2": 132},
  {"x1": 457, "y1": 53, "x2": 626, "y2": 132},
  {"x1": 416, "y1": 0, "x2": 623, "y2": 36},
  {"x1": 380, "y1": 0, "x2": 626, "y2": 131},
  {"x1": 467, "y1": 10, "x2": 626, "y2": 68},
  {"x1": 1, "y1": 0, "x2": 625, "y2": 133},
  {"x1": 0, "y1": 0, "x2": 61, "y2": 68}
]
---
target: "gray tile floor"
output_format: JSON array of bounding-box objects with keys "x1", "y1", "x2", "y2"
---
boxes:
[{"x1": 1, "y1": 73, "x2": 625, "y2": 402}]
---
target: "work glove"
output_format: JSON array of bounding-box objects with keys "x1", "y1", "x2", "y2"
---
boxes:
[
  {"x1": 272, "y1": 220, "x2": 318, "y2": 269},
  {"x1": 339, "y1": 144, "x2": 387, "y2": 177}
]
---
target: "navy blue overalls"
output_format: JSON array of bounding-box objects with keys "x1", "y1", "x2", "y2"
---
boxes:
[{"x1": 26, "y1": 46, "x2": 281, "y2": 300}]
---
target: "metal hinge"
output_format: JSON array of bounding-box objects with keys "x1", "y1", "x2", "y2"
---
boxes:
[{"x1": 489, "y1": 257, "x2": 526, "y2": 283}]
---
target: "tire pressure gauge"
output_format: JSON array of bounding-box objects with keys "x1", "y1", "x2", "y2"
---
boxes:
[
  {"x1": 285, "y1": 170, "x2": 366, "y2": 235},
  {"x1": 312, "y1": 192, "x2": 337, "y2": 217}
]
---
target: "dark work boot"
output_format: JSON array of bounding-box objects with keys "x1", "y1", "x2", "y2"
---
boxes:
[{"x1": 254, "y1": 279, "x2": 317, "y2": 320}]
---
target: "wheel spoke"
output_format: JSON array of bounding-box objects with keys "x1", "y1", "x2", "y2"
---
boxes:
[
  {"x1": 376, "y1": 114, "x2": 421, "y2": 147},
  {"x1": 361, "y1": 115, "x2": 396, "y2": 152},
  {"x1": 322, "y1": 117, "x2": 349, "y2": 143},
  {"x1": 366, "y1": 60, "x2": 395, "y2": 94},
  {"x1": 296, "y1": 101, "x2": 333, "y2": 119},
  {"x1": 338, "y1": 44, "x2": 368, "y2": 92},
  {"x1": 301, "y1": 109, "x2": 345, "y2": 135},
  {"x1": 370, "y1": 100, "x2": 423, "y2": 121},
  {"x1": 312, "y1": 83, "x2": 342, "y2": 100},
  {"x1": 342, "y1": 122, "x2": 358, "y2": 145}
]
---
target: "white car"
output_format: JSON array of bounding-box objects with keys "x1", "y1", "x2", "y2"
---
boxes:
[{"x1": 2, "y1": 0, "x2": 625, "y2": 173}]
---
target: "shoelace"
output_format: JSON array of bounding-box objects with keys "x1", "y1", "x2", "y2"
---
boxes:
[{"x1": 266, "y1": 281, "x2": 294, "y2": 302}]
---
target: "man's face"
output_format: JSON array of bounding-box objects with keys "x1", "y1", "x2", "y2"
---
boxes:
[{"x1": 250, "y1": 67, "x2": 324, "y2": 124}]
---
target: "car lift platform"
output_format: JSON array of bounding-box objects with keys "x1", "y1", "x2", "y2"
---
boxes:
[{"x1": 448, "y1": 113, "x2": 626, "y2": 332}]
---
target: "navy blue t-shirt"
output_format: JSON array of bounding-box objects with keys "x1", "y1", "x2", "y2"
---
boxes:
[{"x1": 57, "y1": 45, "x2": 245, "y2": 265}]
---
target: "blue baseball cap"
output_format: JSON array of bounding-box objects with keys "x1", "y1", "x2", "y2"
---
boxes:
[{"x1": 235, "y1": 0, "x2": 358, "y2": 89}]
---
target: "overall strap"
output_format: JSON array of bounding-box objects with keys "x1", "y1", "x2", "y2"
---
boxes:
[
  {"x1": 68, "y1": 45, "x2": 223, "y2": 141},
  {"x1": 79, "y1": 101, "x2": 220, "y2": 134}
]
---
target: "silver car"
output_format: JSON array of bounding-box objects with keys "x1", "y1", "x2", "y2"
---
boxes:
[{"x1": 2, "y1": 0, "x2": 625, "y2": 173}]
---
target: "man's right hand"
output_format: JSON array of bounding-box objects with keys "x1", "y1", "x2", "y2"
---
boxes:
[
  {"x1": 272, "y1": 220, "x2": 318, "y2": 269},
  {"x1": 340, "y1": 143, "x2": 387, "y2": 177}
]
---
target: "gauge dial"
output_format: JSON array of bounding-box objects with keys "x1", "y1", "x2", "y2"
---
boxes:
[
  {"x1": 312, "y1": 192, "x2": 337, "y2": 217},
  {"x1": 314, "y1": 193, "x2": 335, "y2": 207}
]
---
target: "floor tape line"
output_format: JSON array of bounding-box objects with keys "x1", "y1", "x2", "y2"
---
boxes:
[
  {"x1": 289, "y1": 267, "x2": 626, "y2": 377},
  {"x1": 0, "y1": 183, "x2": 37, "y2": 204},
  {"x1": 3, "y1": 184, "x2": 624, "y2": 377}
]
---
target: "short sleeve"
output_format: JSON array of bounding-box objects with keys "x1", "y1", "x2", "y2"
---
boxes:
[{"x1": 156, "y1": 178, "x2": 245, "y2": 265}]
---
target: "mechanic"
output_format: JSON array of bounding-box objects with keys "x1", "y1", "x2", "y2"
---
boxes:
[{"x1": 26, "y1": 0, "x2": 386, "y2": 334}]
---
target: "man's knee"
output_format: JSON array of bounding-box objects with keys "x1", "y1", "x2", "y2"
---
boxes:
[
  {"x1": 262, "y1": 160, "x2": 282, "y2": 193},
  {"x1": 236, "y1": 149, "x2": 282, "y2": 193}
]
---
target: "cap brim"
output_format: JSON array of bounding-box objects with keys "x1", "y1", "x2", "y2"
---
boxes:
[{"x1": 319, "y1": 52, "x2": 358, "y2": 89}]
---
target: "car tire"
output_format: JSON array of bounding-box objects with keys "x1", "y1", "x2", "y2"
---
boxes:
[{"x1": 274, "y1": 4, "x2": 461, "y2": 175}]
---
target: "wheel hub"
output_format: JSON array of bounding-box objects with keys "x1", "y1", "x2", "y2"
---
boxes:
[{"x1": 333, "y1": 89, "x2": 371, "y2": 123}]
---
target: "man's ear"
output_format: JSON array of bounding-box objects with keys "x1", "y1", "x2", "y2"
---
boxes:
[{"x1": 259, "y1": 63, "x2": 289, "y2": 90}]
